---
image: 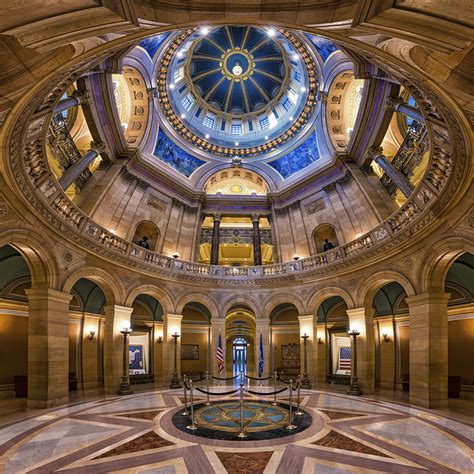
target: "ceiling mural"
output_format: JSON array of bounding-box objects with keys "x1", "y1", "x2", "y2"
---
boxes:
[
  {"x1": 139, "y1": 33, "x2": 170, "y2": 60},
  {"x1": 305, "y1": 35, "x2": 340, "y2": 62},
  {"x1": 153, "y1": 129, "x2": 206, "y2": 177},
  {"x1": 268, "y1": 130, "x2": 320, "y2": 178}
]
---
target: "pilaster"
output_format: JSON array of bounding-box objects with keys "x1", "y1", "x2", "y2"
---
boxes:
[
  {"x1": 255, "y1": 319, "x2": 270, "y2": 378},
  {"x1": 298, "y1": 315, "x2": 316, "y2": 387},
  {"x1": 407, "y1": 292, "x2": 450, "y2": 409},
  {"x1": 103, "y1": 305, "x2": 134, "y2": 394},
  {"x1": 211, "y1": 318, "x2": 225, "y2": 377},
  {"x1": 25, "y1": 288, "x2": 73, "y2": 409},
  {"x1": 163, "y1": 314, "x2": 183, "y2": 386}
]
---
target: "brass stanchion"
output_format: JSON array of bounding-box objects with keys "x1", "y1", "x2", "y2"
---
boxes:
[
  {"x1": 286, "y1": 379, "x2": 297, "y2": 430},
  {"x1": 272, "y1": 371, "x2": 278, "y2": 405},
  {"x1": 181, "y1": 375, "x2": 190, "y2": 416},
  {"x1": 295, "y1": 375, "x2": 304, "y2": 416},
  {"x1": 237, "y1": 382, "x2": 247, "y2": 438},
  {"x1": 186, "y1": 381, "x2": 198, "y2": 431},
  {"x1": 205, "y1": 371, "x2": 210, "y2": 406}
]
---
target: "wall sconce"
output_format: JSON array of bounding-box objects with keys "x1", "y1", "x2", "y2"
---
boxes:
[
  {"x1": 382, "y1": 333, "x2": 390, "y2": 343},
  {"x1": 171, "y1": 252, "x2": 179, "y2": 259},
  {"x1": 157, "y1": 336, "x2": 163, "y2": 344},
  {"x1": 318, "y1": 337, "x2": 323, "y2": 345},
  {"x1": 292, "y1": 254, "x2": 300, "y2": 261},
  {"x1": 88, "y1": 330, "x2": 96, "y2": 341}
]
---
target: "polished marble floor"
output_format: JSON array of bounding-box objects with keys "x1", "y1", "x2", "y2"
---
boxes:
[{"x1": 0, "y1": 385, "x2": 472, "y2": 473}]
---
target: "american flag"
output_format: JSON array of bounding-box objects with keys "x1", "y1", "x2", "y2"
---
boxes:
[
  {"x1": 217, "y1": 333, "x2": 224, "y2": 375},
  {"x1": 338, "y1": 346, "x2": 352, "y2": 371}
]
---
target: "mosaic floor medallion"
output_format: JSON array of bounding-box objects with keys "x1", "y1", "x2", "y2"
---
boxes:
[{"x1": 171, "y1": 401, "x2": 312, "y2": 441}]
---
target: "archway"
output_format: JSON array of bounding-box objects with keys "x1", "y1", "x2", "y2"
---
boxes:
[
  {"x1": 128, "y1": 294, "x2": 164, "y2": 384},
  {"x1": 371, "y1": 282, "x2": 409, "y2": 392},
  {"x1": 445, "y1": 252, "x2": 474, "y2": 399},
  {"x1": 0, "y1": 245, "x2": 31, "y2": 399},
  {"x1": 69, "y1": 278, "x2": 107, "y2": 391},
  {"x1": 269, "y1": 303, "x2": 300, "y2": 377},
  {"x1": 181, "y1": 302, "x2": 211, "y2": 380},
  {"x1": 132, "y1": 221, "x2": 160, "y2": 251},
  {"x1": 316, "y1": 296, "x2": 349, "y2": 385},
  {"x1": 225, "y1": 306, "x2": 256, "y2": 381},
  {"x1": 312, "y1": 224, "x2": 339, "y2": 254}
]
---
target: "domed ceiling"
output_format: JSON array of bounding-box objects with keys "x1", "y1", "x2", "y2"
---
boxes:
[
  {"x1": 132, "y1": 27, "x2": 356, "y2": 180},
  {"x1": 156, "y1": 26, "x2": 319, "y2": 158}
]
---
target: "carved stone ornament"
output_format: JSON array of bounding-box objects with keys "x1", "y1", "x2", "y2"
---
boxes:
[
  {"x1": 64, "y1": 252, "x2": 73, "y2": 264},
  {"x1": 468, "y1": 209, "x2": 474, "y2": 229},
  {"x1": 305, "y1": 198, "x2": 325, "y2": 215},
  {"x1": 402, "y1": 258, "x2": 414, "y2": 271},
  {"x1": 0, "y1": 199, "x2": 8, "y2": 220}
]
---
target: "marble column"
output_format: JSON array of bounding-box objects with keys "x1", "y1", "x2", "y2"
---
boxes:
[
  {"x1": 407, "y1": 292, "x2": 450, "y2": 409},
  {"x1": 386, "y1": 96, "x2": 424, "y2": 122},
  {"x1": 347, "y1": 307, "x2": 375, "y2": 394},
  {"x1": 54, "y1": 90, "x2": 90, "y2": 114},
  {"x1": 210, "y1": 214, "x2": 221, "y2": 265},
  {"x1": 252, "y1": 214, "x2": 262, "y2": 266},
  {"x1": 211, "y1": 318, "x2": 225, "y2": 377},
  {"x1": 255, "y1": 319, "x2": 270, "y2": 378},
  {"x1": 25, "y1": 288, "x2": 73, "y2": 409},
  {"x1": 103, "y1": 305, "x2": 134, "y2": 394},
  {"x1": 163, "y1": 314, "x2": 183, "y2": 387},
  {"x1": 298, "y1": 315, "x2": 316, "y2": 387},
  {"x1": 59, "y1": 141, "x2": 106, "y2": 190},
  {"x1": 373, "y1": 152, "x2": 414, "y2": 198}
]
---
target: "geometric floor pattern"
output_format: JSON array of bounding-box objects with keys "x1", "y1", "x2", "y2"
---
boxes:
[{"x1": 0, "y1": 387, "x2": 472, "y2": 473}]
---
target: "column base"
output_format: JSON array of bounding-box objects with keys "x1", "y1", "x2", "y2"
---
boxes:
[
  {"x1": 118, "y1": 376, "x2": 133, "y2": 396},
  {"x1": 347, "y1": 377, "x2": 363, "y2": 396},
  {"x1": 170, "y1": 374, "x2": 182, "y2": 389}
]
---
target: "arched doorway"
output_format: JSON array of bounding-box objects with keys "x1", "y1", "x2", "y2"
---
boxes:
[
  {"x1": 225, "y1": 306, "x2": 256, "y2": 380},
  {"x1": 131, "y1": 221, "x2": 160, "y2": 251},
  {"x1": 312, "y1": 224, "x2": 339, "y2": 254},
  {"x1": 316, "y1": 296, "x2": 349, "y2": 385},
  {"x1": 269, "y1": 303, "x2": 300, "y2": 377}
]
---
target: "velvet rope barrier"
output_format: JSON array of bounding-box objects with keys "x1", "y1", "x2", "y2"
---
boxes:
[
  {"x1": 195, "y1": 386, "x2": 241, "y2": 396},
  {"x1": 211, "y1": 374, "x2": 240, "y2": 381},
  {"x1": 245, "y1": 386, "x2": 289, "y2": 396}
]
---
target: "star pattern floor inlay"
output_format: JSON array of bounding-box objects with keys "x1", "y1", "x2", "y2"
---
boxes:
[{"x1": 0, "y1": 387, "x2": 472, "y2": 473}]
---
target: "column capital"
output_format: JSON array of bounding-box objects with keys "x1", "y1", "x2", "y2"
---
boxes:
[
  {"x1": 72, "y1": 89, "x2": 90, "y2": 105},
  {"x1": 90, "y1": 141, "x2": 107, "y2": 154},
  {"x1": 212, "y1": 213, "x2": 222, "y2": 222},
  {"x1": 366, "y1": 145, "x2": 384, "y2": 161},
  {"x1": 384, "y1": 95, "x2": 404, "y2": 111},
  {"x1": 25, "y1": 287, "x2": 73, "y2": 305},
  {"x1": 251, "y1": 213, "x2": 260, "y2": 223},
  {"x1": 406, "y1": 291, "x2": 451, "y2": 306}
]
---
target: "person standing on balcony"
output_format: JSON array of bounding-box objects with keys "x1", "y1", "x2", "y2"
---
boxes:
[{"x1": 323, "y1": 238, "x2": 334, "y2": 252}]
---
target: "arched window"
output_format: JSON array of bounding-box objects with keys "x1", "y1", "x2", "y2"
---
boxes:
[
  {"x1": 312, "y1": 224, "x2": 339, "y2": 254},
  {"x1": 132, "y1": 221, "x2": 160, "y2": 251}
]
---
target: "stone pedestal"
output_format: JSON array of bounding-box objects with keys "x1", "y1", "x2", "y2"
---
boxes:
[
  {"x1": 25, "y1": 288, "x2": 73, "y2": 409},
  {"x1": 298, "y1": 315, "x2": 316, "y2": 388},
  {"x1": 407, "y1": 292, "x2": 450, "y2": 409},
  {"x1": 103, "y1": 305, "x2": 134, "y2": 394},
  {"x1": 163, "y1": 314, "x2": 183, "y2": 388},
  {"x1": 347, "y1": 307, "x2": 375, "y2": 394}
]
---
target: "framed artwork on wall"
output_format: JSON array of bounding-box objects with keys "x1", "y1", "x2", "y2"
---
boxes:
[
  {"x1": 129, "y1": 344, "x2": 144, "y2": 373},
  {"x1": 181, "y1": 344, "x2": 199, "y2": 360}
]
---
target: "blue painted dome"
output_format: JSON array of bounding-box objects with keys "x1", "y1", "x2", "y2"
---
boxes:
[
  {"x1": 188, "y1": 26, "x2": 286, "y2": 114},
  {"x1": 157, "y1": 26, "x2": 319, "y2": 157}
]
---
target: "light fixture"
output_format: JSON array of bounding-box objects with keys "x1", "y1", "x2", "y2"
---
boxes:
[
  {"x1": 121, "y1": 320, "x2": 132, "y2": 334},
  {"x1": 177, "y1": 51, "x2": 184, "y2": 58},
  {"x1": 234, "y1": 141, "x2": 239, "y2": 146},
  {"x1": 180, "y1": 113, "x2": 186, "y2": 118},
  {"x1": 318, "y1": 337, "x2": 323, "y2": 345},
  {"x1": 382, "y1": 333, "x2": 390, "y2": 343},
  {"x1": 292, "y1": 53, "x2": 299, "y2": 60},
  {"x1": 88, "y1": 329, "x2": 96, "y2": 341},
  {"x1": 171, "y1": 252, "x2": 179, "y2": 259},
  {"x1": 348, "y1": 328, "x2": 360, "y2": 337},
  {"x1": 108, "y1": 228, "x2": 116, "y2": 235},
  {"x1": 157, "y1": 336, "x2": 163, "y2": 344},
  {"x1": 205, "y1": 133, "x2": 210, "y2": 139},
  {"x1": 232, "y1": 60, "x2": 243, "y2": 76},
  {"x1": 289, "y1": 116, "x2": 294, "y2": 121},
  {"x1": 264, "y1": 135, "x2": 269, "y2": 140},
  {"x1": 200, "y1": 26, "x2": 210, "y2": 35},
  {"x1": 293, "y1": 254, "x2": 299, "y2": 260},
  {"x1": 300, "y1": 86, "x2": 306, "y2": 92},
  {"x1": 267, "y1": 28, "x2": 276, "y2": 37},
  {"x1": 169, "y1": 83, "x2": 175, "y2": 90}
]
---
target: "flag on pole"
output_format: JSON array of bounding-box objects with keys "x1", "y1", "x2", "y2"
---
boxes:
[
  {"x1": 258, "y1": 333, "x2": 264, "y2": 377},
  {"x1": 217, "y1": 333, "x2": 224, "y2": 375}
]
